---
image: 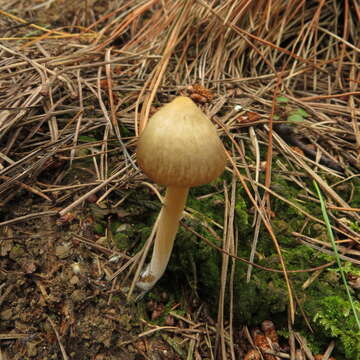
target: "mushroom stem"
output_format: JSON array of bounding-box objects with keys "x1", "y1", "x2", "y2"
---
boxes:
[{"x1": 137, "y1": 186, "x2": 189, "y2": 291}]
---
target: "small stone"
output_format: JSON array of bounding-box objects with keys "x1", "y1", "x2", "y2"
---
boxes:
[
  {"x1": 22, "y1": 261, "x2": 37, "y2": 274},
  {"x1": 55, "y1": 243, "x2": 71, "y2": 259},
  {"x1": 15, "y1": 320, "x2": 28, "y2": 331},
  {"x1": 71, "y1": 262, "x2": 81, "y2": 274},
  {"x1": 0, "y1": 309, "x2": 12, "y2": 320},
  {"x1": 86, "y1": 194, "x2": 98, "y2": 203},
  {"x1": 164, "y1": 315, "x2": 174, "y2": 326},
  {"x1": 1, "y1": 241, "x2": 12, "y2": 256},
  {"x1": 71, "y1": 289, "x2": 86, "y2": 303},
  {"x1": 70, "y1": 275, "x2": 80, "y2": 285},
  {"x1": 126, "y1": 344, "x2": 135, "y2": 352},
  {"x1": 102, "y1": 336, "x2": 112, "y2": 348}
]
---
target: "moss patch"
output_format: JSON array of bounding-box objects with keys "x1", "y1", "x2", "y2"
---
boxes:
[{"x1": 91, "y1": 162, "x2": 359, "y2": 359}]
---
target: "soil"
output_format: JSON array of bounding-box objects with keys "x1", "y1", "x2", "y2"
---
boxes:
[{"x1": 0, "y1": 199, "x2": 187, "y2": 359}]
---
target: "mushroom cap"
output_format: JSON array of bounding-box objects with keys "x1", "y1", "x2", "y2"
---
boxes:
[{"x1": 136, "y1": 96, "x2": 227, "y2": 187}]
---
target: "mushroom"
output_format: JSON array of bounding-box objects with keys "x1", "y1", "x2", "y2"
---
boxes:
[{"x1": 136, "y1": 96, "x2": 227, "y2": 291}]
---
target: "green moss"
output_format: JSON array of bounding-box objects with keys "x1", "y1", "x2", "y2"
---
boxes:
[
  {"x1": 93, "y1": 223, "x2": 105, "y2": 234},
  {"x1": 349, "y1": 178, "x2": 360, "y2": 208},
  {"x1": 235, "y1": 194, "x2": 249, "y2": 231},
  {"x1": 171, "y1": 173, "x2": 358, "y2": 358},
  {"x1": 349, "y1": 221, "x2": 360, "y2": 233},
  {"x1": 113, "y1": 231, "x2": 131, "y2": 250},
  {"x1": 120, "y1": 159, "x2": 358, "y2": 359},
  {"x1": 313, "y1": 296, "x2": 360, "y2": 359},
  {"x1": 232, "y1": 271, "x2": 288, "y2": 324}
]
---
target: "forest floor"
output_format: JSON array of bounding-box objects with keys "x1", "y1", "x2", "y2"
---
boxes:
[{"x1": 0, "y1": 1, "x2": 359, "y2": 359}]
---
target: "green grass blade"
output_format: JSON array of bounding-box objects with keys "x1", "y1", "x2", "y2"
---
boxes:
[{"x1": 313, "y1": 180, "x2": 360, "y2": 330}]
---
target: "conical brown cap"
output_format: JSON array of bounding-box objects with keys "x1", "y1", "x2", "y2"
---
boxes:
[{"x1": 136, "y1": 96, "x2": 227, "y2": 187}]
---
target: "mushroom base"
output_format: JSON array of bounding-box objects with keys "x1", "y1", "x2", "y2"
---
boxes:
[{"x1": 137, "y1": 186, "x2": 189, "y2": 291}]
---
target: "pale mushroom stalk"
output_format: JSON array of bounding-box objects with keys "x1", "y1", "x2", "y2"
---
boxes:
[
  {"x1": 137, "y1": 186, "x2": 188, "y2": 290},
  {"x1": 136, "y1": 96, "x2": 227, "y2": 292}
]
